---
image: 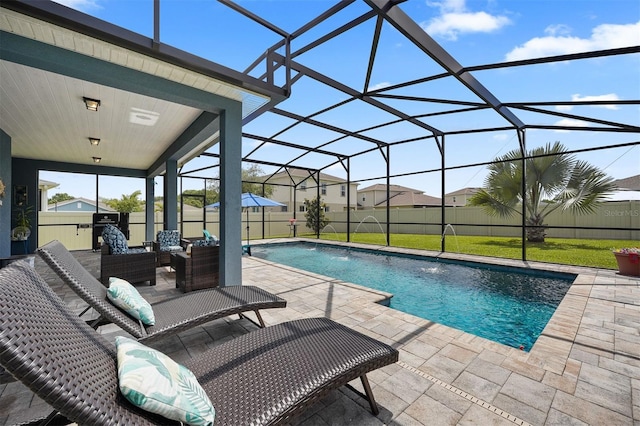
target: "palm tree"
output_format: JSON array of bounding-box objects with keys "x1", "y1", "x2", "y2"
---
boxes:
[
  {"x1": 469, "y1": 142, "x2": 616, "y2": 242},
  {"x1": 105, "y1": 190, "x2": 145, "y2": 213}
]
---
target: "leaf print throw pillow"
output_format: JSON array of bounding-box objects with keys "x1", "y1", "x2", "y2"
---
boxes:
[
  {"x1": 107, "y1": 277, "x2": 155, "y2": 325},
  {"x1": 116, "y1": 336, "x2": 215, "y2": 425}
]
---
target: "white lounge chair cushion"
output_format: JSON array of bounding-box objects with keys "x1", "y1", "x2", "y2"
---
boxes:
[
  {"x1": 107, "y1": 277, "x2": 155, "y2": 325},
  {"x1": 116, "y1": 336, "x2": 215, "y2": 426}
]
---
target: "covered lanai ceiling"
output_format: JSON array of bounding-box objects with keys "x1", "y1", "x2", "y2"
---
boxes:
[{"x1": 0, "y1": 0, "x2": 282, "y2": 177}]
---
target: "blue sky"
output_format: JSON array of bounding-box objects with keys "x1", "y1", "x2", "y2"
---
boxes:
[{"x1": 43, "y1": 0, "x2": 639, "y2": 200}]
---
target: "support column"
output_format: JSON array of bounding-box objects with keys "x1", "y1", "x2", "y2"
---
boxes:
[
  {"x1": 0, "y1": 129, "x2": 12, "y2": 258},
  {"x1": 347, "y1": 157, "x2": 351, "y2": 242},
  {"x1": 145, "y1": 177, "x2": 155, "y2": 241},
  {"x1": 219, "y1": 103, "x2": 243, "y2": 286},
  {"x1": 163, "y1": 160, "x2": 178, "y2": 230}
]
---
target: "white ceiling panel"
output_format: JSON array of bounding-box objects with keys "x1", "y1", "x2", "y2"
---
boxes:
[{"x1": 1, "y1": 60, "x2": 202, "y2": 169}]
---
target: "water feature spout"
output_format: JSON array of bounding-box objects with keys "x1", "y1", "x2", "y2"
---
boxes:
[
  {"x1": 441, "y1": 223, "x2": 460, "y2": 252},
  {"x1": 354, "y1": 215, "x2": 385, "y2": 235},
  {"x1": 320, "y1": 224, "x2": 340, "y2": 241},
  {"x1": 353, "y1": 215, "x2": 386, "y2": 244}
]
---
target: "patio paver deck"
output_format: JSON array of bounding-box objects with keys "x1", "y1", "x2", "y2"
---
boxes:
[{"x1": 0, "y1": 239, "x2": 638, "y2": 425}]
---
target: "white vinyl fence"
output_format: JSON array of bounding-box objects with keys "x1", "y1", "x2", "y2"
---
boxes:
[{"x1": 37, "y1": 200, "x2": 639, "y2": 250}]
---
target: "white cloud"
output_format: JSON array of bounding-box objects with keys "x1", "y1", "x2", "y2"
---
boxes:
[
  {"x1": 553, "y1": 118, "x2": 589, "y2": 132},
  {"x1": 422, "y1": 0, "x2": 511, "y2": 40},
  {"x1": 427, "y1": 0, "x2": 466, "y2": 13},
  {"x1": 506, "y1": 20, "x2": 640, "y2": 61},
  {"x1": 544, "y1": 24, "x2": 572, "y2": 37},
  {"x1": 555, "y1": 105, "x2": 573, "y2": 112},
  {"x1": 555, "y1": 93, "x2": 621, "y2": 112},
  {"x1": 368, "y1": 82, "x2": 391, "y2": 92},
  {"x1": 53, "y1": 0, "x2": 101, "y2": 11}
]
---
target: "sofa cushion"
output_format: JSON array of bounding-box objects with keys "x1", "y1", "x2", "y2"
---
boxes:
[
  {"x1": 192, "y1": 239, "x2": 217, "y2": 247},
  {"x1": 102, "y1": 224, "x2": 129, "y2": 254},
  {"x1": 156, "y1": 230, "x2": 181, "y2": 249},
  {"x1": 126, "y1": 248, "x2": 148, "y2": 254}
]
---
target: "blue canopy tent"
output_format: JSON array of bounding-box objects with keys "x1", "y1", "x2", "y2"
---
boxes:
[{"x1": 206, "y1": 193, "x2": 284, "y2": 254}]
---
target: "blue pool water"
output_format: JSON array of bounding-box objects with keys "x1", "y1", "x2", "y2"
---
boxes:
[{"x1": 251, "y1": 242, "x2": 575, "y2": 351}]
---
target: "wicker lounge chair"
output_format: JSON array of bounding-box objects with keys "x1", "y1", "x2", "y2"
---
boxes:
[
  {"x1": 37, "y1": 240, "x2": 286, "y2": 342},
  {"x1": 0, "y1": 261, "x2": 399, "y2": 425}
]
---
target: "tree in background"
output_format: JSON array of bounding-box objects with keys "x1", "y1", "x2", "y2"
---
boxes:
[
  {"x1": 242, "y1": 165, "x2": 274, "y2": 197},
  {"x1": 48, "y1": 193, "x2": 74, "y2": 204},
  {"x1": 204, "y1": 165, "x2": 274, "y2": 201},
  {"x1": 181, "y1": 185, "x2": 218, "y2": 208},
  {"x1": 303, "y1": 196, "x2": 329, "y2": 234},
  {"x1": 105, "y1": 190, "x2": 145, "y2": 213},
  {"x1": 469, "y1": 142, "x2": 616, "y2": 242}
]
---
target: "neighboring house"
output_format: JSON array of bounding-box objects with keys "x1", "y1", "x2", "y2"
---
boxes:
[
  {"x1": 607, "y1": 174, "x2": 640, "y2": 201},
  {"x1": 613, "y1": 174, "x2": 640, "y2": 191},
  {"x1": 263, "y1": 168, "x2": 359, "y2": 213},
  {"x1": 444, "y1": 187, "x2": 481, "y2": 207},
  {"x1": 358, "y1": 184, "x2": 441, "y2": 208},
  {"x1": 38, "y1": 179, "x2": 60, "y2": 211},
  {"x1": 47, "y1": 197, "x2": 114, "y2": 212}
]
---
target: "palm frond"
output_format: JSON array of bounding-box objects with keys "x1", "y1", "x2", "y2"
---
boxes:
[
  {"x1": 468, "y1": 189, "x2": 519, "y2": 217},
  {"x1": 559, "y1": 160, "x2": 617, "y2": 214}
]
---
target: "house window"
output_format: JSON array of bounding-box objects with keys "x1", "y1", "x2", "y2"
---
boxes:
[
  {"x1": 324, "y1": 206, "x2": 330, "y2": 212},
  {"x1": 340, "y1": 185, "x2": 346, "y2": 197},
  {"x1": 300, "y1": 182, "x2": 306, "y2": 192},
  {"x1": 362, "y1": 196, "x2": 366, "y2": 202},
  {"x1": 452, "y1": 196, "x2": 457, "y2": 203},
  {"x1": 321, "y1": 183, "x2": 327, "y2": 195},
  {"x1": 281, "y1": 206, "x2": 288, "y2": 212},
  {"x1": 77, "y1": 202, "x2": 82, "y2": 209},
  {"x1": 299, "y1": 205, "x2": 305, "y2": 212}
]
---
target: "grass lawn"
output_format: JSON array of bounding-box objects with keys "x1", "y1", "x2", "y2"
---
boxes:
[{"x1": 297, "y1": 232, "x2": 637, "y2": 270}]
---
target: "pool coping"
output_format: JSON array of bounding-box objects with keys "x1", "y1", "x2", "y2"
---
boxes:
[{"x1": 251, "y1": 237, "x2": 634, "y2": 376}]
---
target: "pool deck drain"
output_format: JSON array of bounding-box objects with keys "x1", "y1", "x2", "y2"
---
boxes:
[{"x1": 397, "y1": 360, "x2": 533, "y2": 426}]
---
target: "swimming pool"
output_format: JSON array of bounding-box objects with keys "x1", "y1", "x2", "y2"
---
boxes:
[{"x1": 251, "y1": 242, "x2": 576, "y2": 351}]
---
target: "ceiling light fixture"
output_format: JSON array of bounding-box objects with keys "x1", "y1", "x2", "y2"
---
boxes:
[
  {"x1": 83, "y1": 97, "x2": 101, "y2": 111},
  {"x1": 92, "y1": 157, "x2": 102, "y2": 163},
  {"x1": 89, "y1": 137, "x2": 100, "y2": 146}
]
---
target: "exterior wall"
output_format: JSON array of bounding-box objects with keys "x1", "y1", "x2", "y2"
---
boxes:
[
  {"x1": 11, "y1": 158, "x2": 39, "y2": 254},
  {"x1": 47, "y1": 200, "x2": 111, "y2": 212},
  {"x1": 444, "y1": 193, "x2": 474, "y2": 206},
  {"x1": 358, "y1": 189, "x2": 394, "y2": 208},
  {"x1": 268, "y1": 175, "x2": 358, "y2": 213}
]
